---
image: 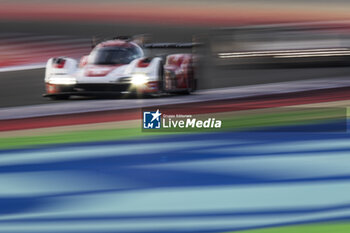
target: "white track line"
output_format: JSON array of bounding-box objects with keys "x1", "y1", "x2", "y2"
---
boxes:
[{"x1": 0, "y1": 64, "x2": 46, "y2": 72}]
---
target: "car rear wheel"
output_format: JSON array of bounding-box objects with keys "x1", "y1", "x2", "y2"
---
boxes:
[{"x1": 180, "y1": 76, "x2": 196, "y2": 95}]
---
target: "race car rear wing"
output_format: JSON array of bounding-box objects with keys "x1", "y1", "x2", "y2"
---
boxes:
[
  {"x1": 91, "y1": 34, "x2": 201, "y2": 49},
  {"x1": 144, "y1": 43, "x2": 201, "y2": 49}
]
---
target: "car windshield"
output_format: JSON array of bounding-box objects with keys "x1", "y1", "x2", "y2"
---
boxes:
[{"x1": 89, "y1": 47, "x2": 142, "y2": 65}]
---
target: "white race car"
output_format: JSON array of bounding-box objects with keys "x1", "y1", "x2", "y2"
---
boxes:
[{"x1": 44, "y1": 37, "x2": 196, "y2": 99}]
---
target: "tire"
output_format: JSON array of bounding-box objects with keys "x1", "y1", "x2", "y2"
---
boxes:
[
  {"x1": 182, "y1": 61, "x2": 196, "y2": 95},
  {"x1": 181, "y1": 77, "x2": 196, "y2": 95}
]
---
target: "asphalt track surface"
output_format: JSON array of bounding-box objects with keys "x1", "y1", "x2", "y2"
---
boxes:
[
  {"x1": 1, "y1": 65, "x2": 350, "y2": 108},
  {"x1": 1, "y1": 21, "x2": 350, "y2": 108}
]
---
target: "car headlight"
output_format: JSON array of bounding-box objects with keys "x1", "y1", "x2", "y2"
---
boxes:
[
  {"x1": 48, "y1": 77, "x2": 77, "y2": 85},
  {"x1": 131, "y1": 74, "x2": 148, "y2": 86}
]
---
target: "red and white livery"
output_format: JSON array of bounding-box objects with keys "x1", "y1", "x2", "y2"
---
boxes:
[{"x1": 44, "y1": 37, "x2": 196, "y2": 99}]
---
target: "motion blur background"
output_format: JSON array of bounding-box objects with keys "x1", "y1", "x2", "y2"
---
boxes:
[
  {"x1": 2, "y1": 0, "x2": 350, "y2": 106},
  {"x1": 2, "y1": 1, "x2": 350, "y2": 233}
]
